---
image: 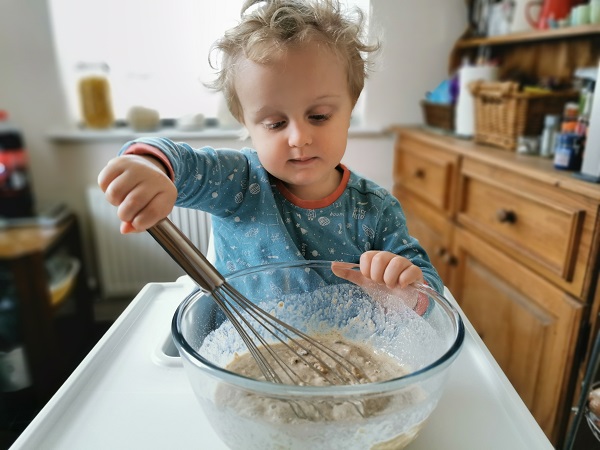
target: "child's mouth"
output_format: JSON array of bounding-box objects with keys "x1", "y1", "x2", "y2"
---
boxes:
[{"x1": 290, "y1": 157, "x2": 316, "y2": 165}]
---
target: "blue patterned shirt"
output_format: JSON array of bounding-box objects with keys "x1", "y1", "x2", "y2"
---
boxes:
[{"x1": 120, "y1": 137, "x2": 443, "y2": 295}]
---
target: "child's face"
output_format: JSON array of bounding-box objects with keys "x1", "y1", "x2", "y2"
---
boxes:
[{"x1": 235, "y1": 41, "x2": 353, "y2": 201}]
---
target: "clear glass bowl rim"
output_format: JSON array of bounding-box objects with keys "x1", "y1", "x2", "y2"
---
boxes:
[{"x1": 172, "y1": 260, "x2": 465, "y2": 397}]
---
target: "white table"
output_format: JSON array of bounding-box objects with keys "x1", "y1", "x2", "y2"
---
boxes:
[{"x1": 11, "y1": 279, "x2": 553, "y2": 449}]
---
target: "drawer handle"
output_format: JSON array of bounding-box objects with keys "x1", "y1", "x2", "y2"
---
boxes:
[
  {"x1": 434, "y1": 246, "x2": 446, "y2": 257},
  {"x1": 496, "y1": 209, "x2": 517, "y2": 224},
  {"x1": 443, "y1": 253, "x2": 458, "y2": 266},
  {"x1": 413, "y1": 168, "x2": 426, "y2": 179}
]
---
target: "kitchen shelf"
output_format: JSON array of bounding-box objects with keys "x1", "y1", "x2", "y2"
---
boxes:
[
  {"x1": 449, "y1": 24, "x2": 600, "y2": 81},
  {"x1": 455, "y1": 24, "x2": 600, "y2": 48}
]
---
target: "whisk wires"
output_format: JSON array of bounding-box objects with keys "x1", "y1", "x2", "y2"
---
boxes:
[{"x1": 214, "y1": 283, "x2": 369, "y2": 386}]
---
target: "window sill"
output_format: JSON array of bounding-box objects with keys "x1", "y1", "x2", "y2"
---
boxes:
[{"x1": 47, "y1": 125, "x2": 390, "y2": 144}]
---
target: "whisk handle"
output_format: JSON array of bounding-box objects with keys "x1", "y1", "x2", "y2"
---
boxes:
[{"x1": 148, "y1": 217, "x2": 224, "y2": 292}]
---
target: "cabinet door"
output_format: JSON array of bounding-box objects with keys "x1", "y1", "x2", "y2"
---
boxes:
[
  {"x1": 394, "y1": 188, "x2": 453, "y2": 286},
  {"x1": 450, "y1": 227, "x2": 583, "y2": 444}
]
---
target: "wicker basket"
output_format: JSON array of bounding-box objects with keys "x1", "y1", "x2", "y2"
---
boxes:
[
  {"x1": 420, "y1": 101, "x2": 454, "y2": 132},
  {"x1": 469, "y1": 81, "x2": 578, "y2": 151}
]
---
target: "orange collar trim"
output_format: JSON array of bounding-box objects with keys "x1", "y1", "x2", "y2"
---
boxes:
[{"x1": 275, "y1": 164, "x2": 350, "y2": 209}]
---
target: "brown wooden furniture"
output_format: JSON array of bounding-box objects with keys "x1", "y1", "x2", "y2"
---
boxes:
[
  {"x1": 449, "y1": 24, "x2": 600, "y2": 85},
  {"x1": 392, "y1": 126, "x2": 600, "y2": 446},
  {"x1": 0, "y1": 214, "x2": 94, "y2": 403}
]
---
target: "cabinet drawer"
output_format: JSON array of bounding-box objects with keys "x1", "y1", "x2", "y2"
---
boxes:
[
  {"x1": 457, "y1": 158, "x2": 595, "y2": 293},
  {"x1": 393, "y1": 138, "x2": 459, "y2": 216}
]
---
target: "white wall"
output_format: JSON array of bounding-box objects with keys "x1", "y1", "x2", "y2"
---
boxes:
[
  {"x1": 0, "y1": 0, "x2": 465, "y2": 292},
  {"x1": 364, "y1": 0, "x2": 466, "y2": 126}
]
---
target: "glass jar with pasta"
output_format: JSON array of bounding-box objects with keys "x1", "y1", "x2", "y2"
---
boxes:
[{"x1": 76, "y1": 62, "x2": 114, "y2": 129}]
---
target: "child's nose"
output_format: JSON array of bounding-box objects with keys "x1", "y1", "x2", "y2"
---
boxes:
[{"x1": 288, "y1": 121, "x2": 312, "y2": 148}]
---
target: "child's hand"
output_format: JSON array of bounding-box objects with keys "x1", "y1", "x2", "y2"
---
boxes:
[
  {"x1": 97, "y1": 155, "x2": 177, "y2": 234},
  {"x1": 358, "y1": 251, "x2": 424, "y2": 289},
  {"x1": 331, "y1": 252, "x2": 426, "y2": 312},
  {"x1": 331, "y1": 251, "x2": 423, "y2": 291}
]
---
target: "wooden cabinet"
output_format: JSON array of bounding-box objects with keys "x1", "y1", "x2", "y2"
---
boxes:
[
  {"x1": 392, "y1": 126, "x2": 600, "y2": 446},
  {"x1": 0, "y1": 214, "x2": 95, "y2": 403},
  {"x1": 451, "y1": 227, "x2": 582, "y2": 435},
  {"x1": 449, "y1": 25, "x2": 600, "y2": 86}
]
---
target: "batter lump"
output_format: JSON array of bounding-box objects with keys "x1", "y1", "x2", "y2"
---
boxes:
[{"x1": 216, "y1": 333, "x2": 421, "y2": 423}]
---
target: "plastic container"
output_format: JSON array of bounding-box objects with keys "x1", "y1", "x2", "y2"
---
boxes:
[
  {"x1": 0, "y1": 111, "x2": 35, "y2": 218},
  {"x1": 47, "y1": 256, "x2": 80, "y2": 307},
  {"x1": 540, "y1": 114, "x2": 560, "y2": 158},
  {"x1": 517, "y1": 135, "x2": 540, "y2": 155},
  {"x1": 76, "y1": 62, "x2": 114, "y2": 129}
]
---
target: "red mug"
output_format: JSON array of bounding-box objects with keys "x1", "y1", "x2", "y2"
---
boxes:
[{"x1": 527, "y1": 0, "x2": 583, "y2": 29}]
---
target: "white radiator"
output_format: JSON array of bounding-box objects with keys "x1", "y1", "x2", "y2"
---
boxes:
[{"x1": 86, "y1": 186, "x2": 211, "y2": 298}]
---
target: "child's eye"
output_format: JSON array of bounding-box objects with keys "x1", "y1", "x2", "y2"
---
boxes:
[
  {"x1": 310, "y1": 114, "x2": 330, "y2": 122},
  {"x1": 263, "y1": 121, "x2": 286, "y2": 130}
]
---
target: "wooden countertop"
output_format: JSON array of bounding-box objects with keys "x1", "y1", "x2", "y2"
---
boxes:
[
  {"x1": 391, "y1": 126, "x2": 600, "y2": 201},
  {"x1": 0, "y1": 215, "x2": 74, "y2": 259}
]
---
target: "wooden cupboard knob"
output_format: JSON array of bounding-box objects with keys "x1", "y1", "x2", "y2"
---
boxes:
[
  {"x1": 496, "y1": 209, "x2": 517, "y2": 224},
  {"x1": 434, "y1": 246, "x2": 446, "y2": 257},
  {"x1": 443, "y1": 253, "x2": 458, "y2": 266},
  {"x1": 413, "y1": 168, "x2": 425, "y2": 179}
]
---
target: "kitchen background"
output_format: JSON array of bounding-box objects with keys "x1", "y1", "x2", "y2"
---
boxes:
[
  {"x1": 0, "y1": 0, "x2": 466, "y2": 447},
  {"x1": 0, "y1": 0, "x2": 465, "y2": 291},
  {"x1": 3, "y1": 0, "x2": 600, "y2": 449}
]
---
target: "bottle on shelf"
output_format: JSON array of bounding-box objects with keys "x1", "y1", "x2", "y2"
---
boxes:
[
  {"x1": 0, "y1": 110, "x2": 35, "y2": 219},
  {"x1": 575, "y1": 78, "x2": 595, "y2": 139},
  {"x1": 540, "y1": 114, "x2": 561, "y2": 158},
  {"x1": 554, "y1": 132, "x2": 585, "y2": 171},
  {"x1": 561, "y1": 102, "x2": 580, "y2": 134}
]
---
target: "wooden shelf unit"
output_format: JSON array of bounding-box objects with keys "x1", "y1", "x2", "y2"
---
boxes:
[
  {"x1": 454, "y1": 24, "x2": 600, "y2": 48},
  {"x1": 449, "y1": 25, "x2": 600, "y2": 83},
  {"x1": 0, "y1": 214, "x2": 95, "y2": 403}
]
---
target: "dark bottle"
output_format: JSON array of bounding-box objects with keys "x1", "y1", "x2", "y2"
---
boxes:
[
  {"x1": 0, "y1": 267, "x2": 32, "y2": 393},
  {"x1": 0, "y1": 265, "x2": 35, "y2": 430},
  {"x1": 553, "y1": 133, "x2": 585, "y2": 171},
  {"x1": 0, "y1": 110, "x2": 35, "y2": 219}
]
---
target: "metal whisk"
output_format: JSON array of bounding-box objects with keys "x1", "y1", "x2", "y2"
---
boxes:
[{"x1": 148, "y1": 217, "x2": 368, "y2": 387}]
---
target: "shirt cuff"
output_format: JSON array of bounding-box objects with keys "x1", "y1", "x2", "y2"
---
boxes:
[{"x1": 122, "y1": 143, "x2": 175, "y2": 181}]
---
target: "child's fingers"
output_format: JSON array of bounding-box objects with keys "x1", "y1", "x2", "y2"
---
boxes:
[
  {"x1": 383, "y1": 256, "x2": 414, "y2": 288},
  {"x1": 120, "y1": 221, "x2": 137, "y2": 234},
  {"x1": 331, "y1": 262, "x2": 368, "y2": 286},
  {"x1": 398, "y1": 264, "x2": 424, "y2": 288}
]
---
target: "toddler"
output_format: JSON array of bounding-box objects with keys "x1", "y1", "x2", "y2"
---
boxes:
[{"x1": 98, "y1": 0, "x2": 443, "y2": 309}]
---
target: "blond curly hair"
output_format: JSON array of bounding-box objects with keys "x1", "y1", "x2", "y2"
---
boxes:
[{"x1": 206, "y1": 0, "x2": 380, "y2": 121}]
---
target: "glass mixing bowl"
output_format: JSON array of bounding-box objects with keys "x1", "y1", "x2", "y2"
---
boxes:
[{"x1": 172, "y1": 260, "x2": 464, "y2": 450}]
